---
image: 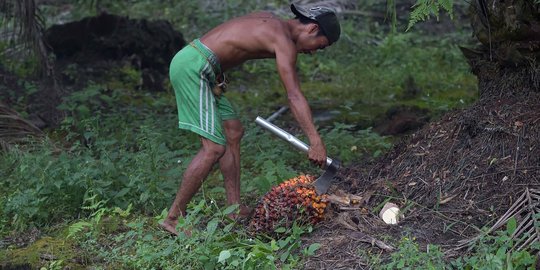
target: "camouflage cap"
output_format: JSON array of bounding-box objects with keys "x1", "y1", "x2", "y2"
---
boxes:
[{"x1": 291, "y1": 3, "x2": 341, "y2": 44}]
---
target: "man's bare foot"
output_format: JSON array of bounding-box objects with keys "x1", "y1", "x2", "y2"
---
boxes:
[
  {"x1": 159, "y1": 222, "x2": 193, "y2": 237},
  {"x1": 159, "y1": 221, "x2": 179, "y2": 236}
]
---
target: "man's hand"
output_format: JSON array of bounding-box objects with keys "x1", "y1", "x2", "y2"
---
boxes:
[{"x1": 308, "y1": 141, "x2": 327, "y2": 168}]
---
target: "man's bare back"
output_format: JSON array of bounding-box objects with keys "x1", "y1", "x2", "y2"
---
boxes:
[
  {"x1": 199, "y1": 9, "x2": 334, "y2": 168},
  {"x1": 200, "y1": 12, "x2": 294, "y2": 71}
]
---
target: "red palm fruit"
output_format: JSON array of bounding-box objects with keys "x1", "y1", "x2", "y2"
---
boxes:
[{"x1": 248, "y1": 174, "x2": 329, "y2": 234}]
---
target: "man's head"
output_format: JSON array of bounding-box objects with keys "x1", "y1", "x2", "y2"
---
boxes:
[{"x1": 291, "y1": 3, "x2": 341, "y2": 45}]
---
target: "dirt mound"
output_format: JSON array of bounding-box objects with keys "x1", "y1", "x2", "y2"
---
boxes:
[
  {"x1": 372, "y1": 105, "x2": 430, "y2": 136},
  {"x1": 2, "y1": 14, "x2": 187, "y2": 129},
  {"x1": 302, "y1": 60, "x2": 540, "y2": 267},
  {"x1": 45, "y1": 13, "x2": 185, "y2": 91}
]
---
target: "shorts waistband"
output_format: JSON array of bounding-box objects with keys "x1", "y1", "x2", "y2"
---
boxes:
[{"x1": 191, "y1": 39, "x2": 222, "y2": 75}]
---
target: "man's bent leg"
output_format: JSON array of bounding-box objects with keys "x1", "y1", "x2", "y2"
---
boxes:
[
  {"x1": 219, "y1": 119, "x2": 250, "y2": 218},
  {"x1": 161, "y1": 137, "x2": 226, "y2": 235}
]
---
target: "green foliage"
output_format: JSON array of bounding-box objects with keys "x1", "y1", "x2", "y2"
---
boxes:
[
  {"x1": 0, "y1": 0, "x2": 51, "y2": 76},
  {"x1": 71, "y1": 199, "x2": 317, "y2": 269},
  {"x1": 379, "y1": 236, "x2": 446, "y2": 269},
  {"x1": 57, "y1": 83, "x2": 111, "y2": 121},
  {"x1": 40, "y1": 259, "x2": 65, "y2": 270},
  {"x1": 386, "y1": 0, "x2": 398, "y2": 34},
  {"x1": 0, "y1": 118, "x2": 185, "y2": 231},
  {"x1": 407, "y1": 0, "x2": 454, "y2": 31},
  {"x1": 103, "y1": 64, "x2": 144, "y2": 91},
  {"x1": 0, "y1": 41, "x2": 41, "y2": 78},
  {"x1": 2, "y1": 148, "x2": 85, "y2": 230},
  {"x1": 67, "y1": 193, "x2": 132, "y2": 238},
  {"x1": 322, "y1": 123, "x2": 392, "y2": 160}
]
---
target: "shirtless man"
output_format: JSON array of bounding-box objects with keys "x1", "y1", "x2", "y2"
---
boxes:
[{"x1": 160, "y1": 3, "x2": 341, "y2": 236}]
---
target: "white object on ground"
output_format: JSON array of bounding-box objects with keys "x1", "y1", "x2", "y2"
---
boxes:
[{"x1": 379, "y1": 202, "x2": 401, "y2": 225}]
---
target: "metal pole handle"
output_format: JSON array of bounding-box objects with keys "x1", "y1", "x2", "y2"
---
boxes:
[{"x1": 255, "y1": 116, "x2": 332, "y2": 166}]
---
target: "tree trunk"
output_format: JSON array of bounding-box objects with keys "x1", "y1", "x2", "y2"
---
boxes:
[
  {"x1": 1, "y1": 0, "x2": 64, "y2": 128},
  {"x1": 465, "y1": 0, "x2": 540, "y2": 98}
]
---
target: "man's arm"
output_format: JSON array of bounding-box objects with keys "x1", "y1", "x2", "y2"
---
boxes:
[{"x1": 274, "y1": 41, "x2": 327, "y2": 167}]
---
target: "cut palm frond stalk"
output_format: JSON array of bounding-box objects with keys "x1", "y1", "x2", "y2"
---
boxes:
[
  {"x1": 0, "y1": 101, "x2": 44, "y2": 151},
  {"x1": 455, "y1": 188, "x2": 540, "y2": 252}
]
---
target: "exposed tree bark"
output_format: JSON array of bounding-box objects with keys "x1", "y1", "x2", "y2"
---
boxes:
[
  {"x1": 466, "y1": 0, "x2": 540, "y2": 98},
  {"x1": 0, "y1": 0, "x2": 51, "y2": 75},
  {"x1": 471, "y1": 0, "x2": 540, "y2": 48}
]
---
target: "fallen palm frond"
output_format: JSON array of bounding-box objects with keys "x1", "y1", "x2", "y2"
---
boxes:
[
  {"x1": 0, "y1": 101, "x2": 43, "y2": 151},
  {"x1": 455, "y1": 188, "x2": 540, "y2": 251}
]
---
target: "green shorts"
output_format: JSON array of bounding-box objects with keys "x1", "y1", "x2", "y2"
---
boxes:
[{"x1": 169, "y1": 39, "x2": 238, "y2": 145}]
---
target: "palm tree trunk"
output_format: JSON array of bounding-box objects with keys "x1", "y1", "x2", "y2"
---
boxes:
[
  {"x1": 464, "y1": 0, "x2": 540, "y2": 98},
  {"x1": 1, "y1": 0, "x2": 63, "y2": 127}
]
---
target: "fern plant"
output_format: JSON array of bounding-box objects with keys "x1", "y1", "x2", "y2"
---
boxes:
[
  {"x1": 67, "y1": 192, "x2": 109, "y2": 238},
  {"x1": 406, "y1": 0, "x2": 454, "y2": 30}
]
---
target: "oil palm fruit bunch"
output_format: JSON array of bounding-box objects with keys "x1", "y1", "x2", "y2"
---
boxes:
[{"x1": 249, "y1": 174, "x2": 328, "y2": 233}]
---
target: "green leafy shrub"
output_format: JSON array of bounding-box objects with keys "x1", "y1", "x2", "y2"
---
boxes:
[
  {"x1": 380, "y1": 236, "x2": 446, "y2": 269},
  {"x1": 1, "y1": 121, "x2": 187, "y2": 231},
  {"x1": 72, "y1": 199, "x2": 318, "y2": 270}
]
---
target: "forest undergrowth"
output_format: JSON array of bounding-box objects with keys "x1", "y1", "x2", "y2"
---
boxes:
[{"x1": 1, "y1": 1, "x2": 523, "y2": 269}]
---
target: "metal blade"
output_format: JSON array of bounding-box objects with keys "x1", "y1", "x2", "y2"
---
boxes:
[{"x1": 314, "y1": 159, "x2": 340, "y2": 194}]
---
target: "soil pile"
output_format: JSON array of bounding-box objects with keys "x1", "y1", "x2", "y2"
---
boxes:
[
  {"x1": 303, "y1": 58, "x2": 540, "y2": 269},
  {"x1": 45, "y1": 13, "x2": 185, "y2": 92},
  {"x1": 2, "y1": 13, "x2": 186, "y2": 129}
]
